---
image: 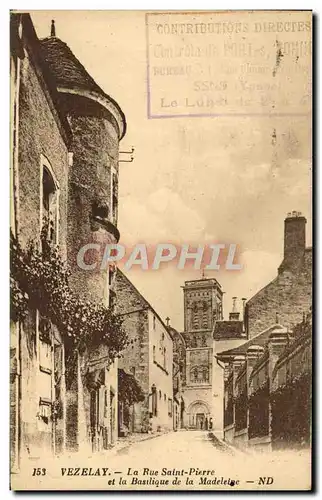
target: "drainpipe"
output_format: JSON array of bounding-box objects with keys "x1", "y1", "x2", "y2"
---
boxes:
[{"x1": 216, "y1": 356, "x2": 225, "y2": 370}]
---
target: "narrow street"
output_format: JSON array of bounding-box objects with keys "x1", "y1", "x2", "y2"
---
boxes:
[
  {"x1": 102, "y1": 430, "x2": 311, "y2": 490},
  {"x1": 13, "y1": 430, "x2": 311, "y2": 490},
  {"x1": 114, "y1": 430, "x2": 233, "y2": 464}
]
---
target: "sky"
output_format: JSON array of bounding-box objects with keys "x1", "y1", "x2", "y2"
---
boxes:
[{"x1": 30, "y1": 11, "x2": 312, "y2": 331}]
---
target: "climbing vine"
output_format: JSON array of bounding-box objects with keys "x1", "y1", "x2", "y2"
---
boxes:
[
  {"x1": 248, "y1": 379, "x2": 270, "y2": 439},
  {"x1": 270, "y1": 371, "x2": 311, "y2": 448},
  {"x1": 10, "y1": 229, "x2": 129, "y2": 361}
]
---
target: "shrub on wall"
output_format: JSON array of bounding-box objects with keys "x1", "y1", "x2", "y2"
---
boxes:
[
  {"x1": 10, "y1": 230, "x2": 129, "y2": 363},
  {"x1": 224, "y1": 377, "x2": 234, "y2": 428},
  {"x1": 234, "y1": 384, "x2": 248, "y2": 432},
  {"x1": 248, "y1": 379, "x2": 270, "y2": 439},
  {"x1": 271, "y1": 371, "x2": 311, "y2": 448}
]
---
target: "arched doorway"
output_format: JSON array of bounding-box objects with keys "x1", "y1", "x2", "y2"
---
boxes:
[{"x1": 187, "y1": 401, "x2": 210, "y2": 430}]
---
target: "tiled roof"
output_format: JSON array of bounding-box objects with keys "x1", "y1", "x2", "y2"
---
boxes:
[
  {"x1": 40, "y1": 37, "x2": 104, "y2": 95},
  {"x1": 213, "y1": 320, "x2": 244, "y2": 340},
  {"x1": 40, "y1": 36, "x2": 126, "y2": 138}
]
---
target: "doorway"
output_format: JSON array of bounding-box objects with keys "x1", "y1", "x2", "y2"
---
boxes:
[{"x1": 196, "y1": 413, "x2": 205, "y2": 429}]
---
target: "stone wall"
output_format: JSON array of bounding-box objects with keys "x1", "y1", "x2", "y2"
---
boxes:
[
  {"x1": 18, "y1": 46, "x2": 69, "y2": 254},
  {"x1": 12, "y1": 41, "x2": 69, "y2": 464},
  {"x1": 246, "y1": 249, "x2": 312, "y2": 338}
]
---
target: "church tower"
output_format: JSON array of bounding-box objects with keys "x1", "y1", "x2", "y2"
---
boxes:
[{"x1": 181, "y1": 278, "x2": 223, "y2": 429}]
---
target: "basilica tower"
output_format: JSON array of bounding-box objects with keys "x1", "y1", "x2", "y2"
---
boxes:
[{"x1": 181, "y1": 278, "x2": 223, "y2": 429}]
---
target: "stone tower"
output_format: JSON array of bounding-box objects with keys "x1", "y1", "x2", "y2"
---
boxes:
[
  {"x1": 40, "y1": 27, "x2": 126, "y2": 452},
  {"x1": 40, "y1": 31, "x2": 126, "y2": 306},
  {"x1": 181, "y1": 278, "x2": 223, "y2": 429}
]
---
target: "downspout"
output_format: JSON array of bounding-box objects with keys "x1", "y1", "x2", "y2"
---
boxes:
[{"x1": 216, "y1": 356, "x2": 225, "y2": 370}]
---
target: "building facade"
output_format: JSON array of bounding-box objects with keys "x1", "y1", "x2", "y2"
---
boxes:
[
  {"x1": 10, "y1": 13, "x2": 126, "y2": 471},
  {"x1": 217, "y1": 314, "x2": 312, "y2": 451},
  {"x1": 171, "y1": 327, "x2": 186, "y2": 431},
  {"x1": 215, "y1": 211, "x2": 312, "y2": 448},
  {"x1": 115, "y1": 270, "x2": 174, "y2": 434}
]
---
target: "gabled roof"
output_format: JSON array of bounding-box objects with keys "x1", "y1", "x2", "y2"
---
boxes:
[
  {"x1": 169, "y1": 327, "x2": 186, "y2": 346},
  {"x1": 115, "y1": 269, "x2": 173, "y2": 340},
  {"x1": 216, "y1": 323, "x2": 287, "y2": 360},
  {"x1": 213, "y1": 320, "x2": 244, "y2": 340}
]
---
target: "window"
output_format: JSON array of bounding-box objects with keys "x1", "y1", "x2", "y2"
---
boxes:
[
  {"x1": 201, "y1": 301, "x2": 208, "y2": 328},
  {"x1": 153, "y1": 315, "x2": 156, "y2": 330},
  {"x1": 168, "y1": 398, "x2": 173, "y2": 417},
  {"x1": 153, "y1": 346, "x2": 156, "y2": 362},
  {"x1": 38, "y1": 315, "x2": 53, "y2": 424},
  {"x1": 193, "y1": 303, "x2": 199, "y2": 329},
  {"x1": 163, "y1": 347, "x2": 167, "y2": 369},
  {"x1": 164, "y1": 393, "x2": 166, "y2": 402},
  {"x1": 159, "y1": 390, "x2": 162, "y2": 400},
  {"x1": 190, "y1": 366, "x2": 209, "y2": 384},
  {"x1": 151, "y1": 385, "x2": 157, "y2": 416},
  {"x1": 111, "y1": 171, "x2": 118, "y2": 224},
  {"x1": 202, "y1": 367, "x2": 209, "y2": 383},
  {"x1": 191, "y1": 367, "x2": 198, "y2": 383},
  {"x1": 40, "y1": 158, "x2": 59, "y2": 246}
]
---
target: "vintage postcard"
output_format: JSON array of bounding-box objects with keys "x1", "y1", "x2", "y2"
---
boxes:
[{"x1": 10, "y1": 10, "x2": 312, "y2": 491}]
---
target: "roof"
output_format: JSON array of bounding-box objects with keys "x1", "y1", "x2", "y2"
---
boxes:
[
  {"x1": 213, "y1": 320, "x2": 244, "y2": 340},
  {"x1": 216, "y1": 323, "x2": 286, "y2": 359},
  {"x1": 40, "y1": 36, "x2": 126, "y2": 139},
  {"x1": 40, "y1": 37, "x2": 104, "y2": 96},
  {"x1": 182, "y1": 277, "x2": 222, "y2": 290},
  {"x1": 169, "y1": 327, "x2": 186, "y2": 352},
  {"x1": 116, "y1": 269, "x2": 173, "y2": 340},
  {"x1": 11, "y1": 14, "x2": 72, "y2": 147}
]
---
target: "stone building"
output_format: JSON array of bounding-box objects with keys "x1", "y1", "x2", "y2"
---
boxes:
[
  {"x1": 217, "y1": 313, "x2": 312, "y2": 451},
  {"x1": 214, "y1": 211, "x2": 312, "y2": 447},
  {"x1": 115, "y1": 270, "x2": 174, "y2": 434},
  {"x1": 10, "y1": 13, "x2": 126, "y2": 471},
  {"x1": 170, "y1": 326, "x2": 186, "y2": 430},
  {"x1": 180, "y1": 278, "x2": 223, "y2": 430},
  {"x1": 244, "y1": 211, "x2": 312, "y2": 338},
  {"x1": 212, "y1": 298, "x2": 247, "y2": 436}
]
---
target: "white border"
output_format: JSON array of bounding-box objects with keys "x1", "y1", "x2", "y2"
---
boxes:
[{"x1": 2, "y1": 3, "x2": 320, "y2": 499}]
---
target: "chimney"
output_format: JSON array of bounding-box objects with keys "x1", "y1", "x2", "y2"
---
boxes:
[
  {"x1": 50, "y1": 20, "x2": 56, "y2": 37},
  {"x1": 229, "y1": 297, "x2": 240, "y2": 321},
  {"x1": 279, "y1": 211, "x2": 306, "y2": 273},
  {"x1": 165, "y1": 317, "x2": 170, "y2": 327}
]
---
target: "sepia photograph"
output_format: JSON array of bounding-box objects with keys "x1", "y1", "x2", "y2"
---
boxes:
[{"x1": 9, "y1": 9, "x2": 312, "y2": 490}]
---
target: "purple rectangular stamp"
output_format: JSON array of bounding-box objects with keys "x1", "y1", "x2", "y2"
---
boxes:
[{"x1": 145, "y1": 11, "x2": 312, "y2": 119}]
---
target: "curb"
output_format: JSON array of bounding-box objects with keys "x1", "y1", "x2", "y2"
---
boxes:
[{"x1": 208, "y1": 432, "x2": 247, "y2": 456}]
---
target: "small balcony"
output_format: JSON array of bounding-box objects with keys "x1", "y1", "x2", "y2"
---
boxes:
[{"x1": 90, "y1": 202, "x2": 120, "y2": 242}]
